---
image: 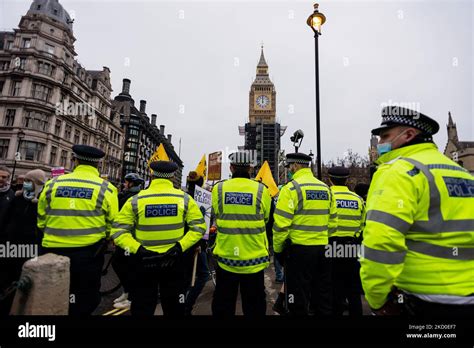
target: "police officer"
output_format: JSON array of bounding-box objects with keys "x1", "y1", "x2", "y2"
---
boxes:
[
  {"x1": 327, "y1": 166, "x2": 365, "y2": 316},
  {"x1": 211, "y1": 151, "x2": 271, "y2": 317},
  {"x1": 111, "y1": 160, "x2": 206, "y2": 316},
  {"x1": 360, "y1": 106, "x2": 474, "y2": 316},
  {"x1": 118, "y1": 173, "x2": 144, "y2": 210},
  {"x1": 37, "y1": 145, "x2": 118, "y2": 316},
  {"x1": 273, "y1": 152, "x2": 337, "y2": 316}
]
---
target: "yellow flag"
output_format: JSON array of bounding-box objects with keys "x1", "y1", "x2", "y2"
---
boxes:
[
  {"x1": 148, "y1": 143, "x2": 170, "y2": 172},
  {"x1": 255, "y1": 161, "x2": 279, "y2": 197},
  {"x1": 195, "y1": 154, "x2": 207, "y2": 182}
]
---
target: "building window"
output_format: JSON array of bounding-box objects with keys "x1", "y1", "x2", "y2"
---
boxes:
[
  {"x1": 31, "y1": 83, "x2": 51, "y2": 101},
  {"x1": 6, "y1": 41, "x2": 13, "y2": 50},
  {"x1": 129, "y1": 129, "x2": 139, "y2": 136},
  {"x1": 60, "y1": 150, "x2": 67, "y2": 167},
  {"x1": 64, "y1": 124, "x2": 72, "y2": 140},
  {"x1": 21, "y1": 141, "x2": 44, "y2": 161},
  {"x1": 11, "y1": 81, "x2": 21, "y2": 96},
  {"x1": 22, "y1": 38, "x2": 31, "y2": 48},
  {"x1": 82, "y1": 134, "x2": 88, "y2": 145},
  {"x1": 45, "y1": 43, "x2": 55, "y2": 55},
  {"x1": 38, "y1": 61, "x2": 55, "y2": 76},
  {"x1": 5, "y1": 109, "x2": 16, "y2": 127},
  {"x1": 50, "y1": 146, "x2": 57, "y2": 165},
  {"x1": 17, "y1": 58, "x2": 26, "y2": 70},
  {"x1": 69, "y1": 153, "x2": 75, "y2": 170},
  {"x1": 54, "y1": 119, "x2": 62, "y2": 136},
  {"x1": 0, "y1": 61, "x2": 9, "y2": 71},
  {"x1": 0, "y1": 80, "x2": 4, "y2": 95},
  {"x1": 24, "y1": 110, "x2": 49, "y2": 131},
  {"x1": 74, "y1": 130, "x2": 80, "y2": 144},
  {"x1": 0, "y1": 139, "x2": 9, "y2": 159}
]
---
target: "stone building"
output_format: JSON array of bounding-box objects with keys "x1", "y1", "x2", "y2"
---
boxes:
[
  {"x1": 112, "y1": 78, "x2": 183, "y2": 188},
  {"x1": 443, "y1": 112, "x2": 474, "y2": 174},
  {"x1": 0, "y1": 0, "x2": 123, "y2": 185}
]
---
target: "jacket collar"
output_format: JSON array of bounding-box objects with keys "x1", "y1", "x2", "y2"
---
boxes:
[
  {"x1": 375, "y1": 143, "x2": 437, "y2": 165},
  {"x1": 331, "y1": 185, "x2": 349, "y2": 192},
  {"x1": 149, "y1": 178, "x2": 174, "y2": 189},
  {"x1": 292, "y1": 167, "x2": 313, "y2": 180},
  {"x1": 73, "y1": 165, "x2": 100, "y2": 177}
]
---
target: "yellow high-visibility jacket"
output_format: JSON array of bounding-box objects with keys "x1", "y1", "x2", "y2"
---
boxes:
[
  {"x1": 360, "y1": 143, "x2": 474, "y2": 309},
  {"x1": 38, "y1": 165, "x2": 118, "y2": 248},
  {"x1": 330, "y1": 185, "x2": 366, "y2": 238},
  {"x1": 111, "y1": 178, "x2": 205, "y2": 254},
  {"x1": 273, "y1": 168, "x2": 338, "y2": 253},
  {"x1": 211, "y1": 178, "x2": 271, "y2": 274}
]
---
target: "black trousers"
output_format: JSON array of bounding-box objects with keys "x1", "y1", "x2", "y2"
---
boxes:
[
  {"x1": 404, "y1": 294, "x2": 474, "y2": 317},
  {"x1": 131, "y1": 257, "x2": 185, "y2": 317},
  {"x1": 112, "y1": 247, "x2": 135, "y2": 296},
  {"x1": 286, "y1": 244, "x2": 332, "y2": 316},
  {"x1": 41, "y1": 240, "x2": 105, "y2": 316},
  {"x1": 212, "y1": 266, "x2": 266, "y2": 317},
  {"x1": 330, "y1": 237, "x2": 362, "y2": 316}
]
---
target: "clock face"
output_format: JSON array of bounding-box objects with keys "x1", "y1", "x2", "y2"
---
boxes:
[{"x1": 256, "y1": 95, "x2": 270, "y2": 108}]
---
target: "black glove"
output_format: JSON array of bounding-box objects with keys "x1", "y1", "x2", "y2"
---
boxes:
[
  {"x1": 137, "y1": 246, "x2": 165, "y2": 269},
  {"x1": 161, "y1": 243, "x2": 183, "y2": 269}
]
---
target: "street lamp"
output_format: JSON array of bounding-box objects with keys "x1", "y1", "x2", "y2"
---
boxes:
[
  {"x1": 307, "y1": 3, "x2": 326, "y2": 180},
  {"x1": 11, "y1": 129, "x2": 25, "y2": 182}
]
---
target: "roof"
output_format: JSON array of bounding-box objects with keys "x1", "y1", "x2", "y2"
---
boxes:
[{"x1": 27, "y1": 0, "x2": 73, "y2": 32}]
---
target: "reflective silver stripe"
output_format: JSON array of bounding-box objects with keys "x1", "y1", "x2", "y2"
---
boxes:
[
  {"x1": 330, "y1": 213, "x2": 338, "y2": 219},
  {"x1": 334, "y1": 191, "x2": 362, "y2": 200},
  {"x1": 427, "y1": 164, "x2": 468, "y2": 172},
  {"x1": 295, "y1": 209, "x2": 329, "y2": 216},
  {"x1": 256, "y1": 183, "x2": 264, "y2": 214},
  {"x1": 137, "y1": 222, "x2": 184, "y2": 231},
  {"x1": 219, "y1": 213, "x2": 264, "y2": 221},
  {"x1": 275, "y1": 208, "x2": 293, "y2": 219},
  {"x1": 45, "y1": 177, "x2": 58, "y2": 215},
  {"x1": 56, "y1": 178, "x2": 113, "y2": 193},
  {"x1": 218, "y1": 226, "x2": 266, "y2": 235},
  {"x1": 47, "y1": 209, "x2": 104, "y2": 217},
  {"x1": 95, "y1": 180, "x2": 109, "y2": 210},
  {"x1": 367, "y1": 210, "x2": 411, "y2": 234},
  {"x1": 131, "y1": 195, "x2": 139, "y2": 216},
  {"x1": 273, "y1": 225, "x2": 288, "y2": 233},
  {"x1": 112, "y1": 223, "x2": 134, "y2": 230},
  {"x1": 412, "y1": 219, "x2": 474, "y2": 233},
  {"x1": 188, "y1": 218, "x2": 205, "y2": 226},
  {"x1": 406, "y1": 240, "x2": 474, "y2": 260},
  {"x1": 328, "y1": 227, "x2": 337, "y2": 233},
  {"x1": 218, "y1": 182, "x2": 224, "y2": 215},
  {"x1": 289, "y1": 183, "x2": 328, "y2": 190},
  {"x1": 401, "y1": 158, "x2": 474, "y2": 233},
  {"x1": 362, "y1": 245, "x2": 406, "y2": 264},
  {"x1": 337, "y1": 226, "x2": 360, "y2": 232},
  {"x1": 111, "y1": 230, "x2": 131, "y2": 239},
  {"x1": 183, "y1": 193, "x2": 189, "y2": 218},
  {"x1": 138, "y1": 193, "x2": 183, "y2": 200},
  {"x1": 291, "y1": 224, "x2": 327, "y2": 232},
  {"x1": 190, "y1": 227, "x2": 206, "y2": 234},
  {"x1": 292, "y1": 181, "x2": 304, "y2": 213},
  {"x1": 138, "y1": 237, "x2": 182, "y2": 246},
  {"x1": 44, "y1": 226, "x2": 107, "y2": 236},
  {"x1": 338, "y1": 214, "x2": 362, "y2": 221}
]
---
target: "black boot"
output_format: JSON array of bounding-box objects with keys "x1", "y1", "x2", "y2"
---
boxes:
[{"x1": 272, "y1": 292, "x2": 289, "y2": 316}]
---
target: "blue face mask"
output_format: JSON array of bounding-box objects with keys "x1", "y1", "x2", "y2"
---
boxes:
[
  {"x1": 23, "y1": 181, "x2": 34, "y2": 192},
  {"x1": 376, "y1": 130, "x2": 408, "y2": 156},
  {"x1": 287, "y1": 171, "x2": 293, "y2": 180}
]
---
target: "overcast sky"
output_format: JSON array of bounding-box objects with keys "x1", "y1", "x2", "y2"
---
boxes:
[{"x1": 1, "y1": 0, "x2": 473, "y2": 181}]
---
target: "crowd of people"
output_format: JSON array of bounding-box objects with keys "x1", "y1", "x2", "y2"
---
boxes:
[{"x1": 0, "y1": 105, "x2": 472, "y2": 317}]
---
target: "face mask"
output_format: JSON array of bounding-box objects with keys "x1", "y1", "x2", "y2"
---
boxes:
[
  {"x1": 0, "y1": 182, "x2": 10, "y2": 192},
  {"x1": 287, "y1": 170, "x2": 293, "y2": 181},
  {"x1": 23, "y1": 181, "x2": 34, "y2": 192},
  {"x1": 377, "y1": 130, "x2": 408, "y2": 156}
]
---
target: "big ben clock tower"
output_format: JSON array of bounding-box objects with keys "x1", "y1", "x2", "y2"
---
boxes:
[{"x1": 239, "y1": 46, "x2": 286, "y2": 181}]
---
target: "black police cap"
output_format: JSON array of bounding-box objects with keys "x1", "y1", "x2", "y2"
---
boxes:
[
  {"x1": 150, "y1": 161, "x2": 178, "y2": 178},
  {"x1": 285, "y1": 152, "x2": 312, "y2": 167},
  {"x1": 328, "y1": 166, "x2": 350, "y2": 178},
  {"x1": 72, "y1": 145, "x2": 105, "y2": 162},
  {"x1": 371, "y1": 106, "x2": 440, "y2": 136}
]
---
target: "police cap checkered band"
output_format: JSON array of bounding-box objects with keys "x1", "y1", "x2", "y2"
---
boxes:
[
  {"x1": 72, "y1": 145, "x2": 105, "y2": 162},
  {"x1": 285, "y1": 152, "x2": 312, "y2": 167},
  {"x1": 150, "y1": 161, "x2": 178, "y2": 177},
  {"x1": 372, "y1": 106, "x2": 440, "y2": 135}
]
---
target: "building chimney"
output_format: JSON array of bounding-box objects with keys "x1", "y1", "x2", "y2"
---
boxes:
[
  {"x1": 160, "y1": 125, "x2": 165, "y2": 135},
  {"x1": 140, "y1": 100, "x2": 146, "y2": 114},
  {"x1": 151, "y1": 114, "x2": 157, "y2": 126},
  {"x1": 167, "y1": 134, "x2": 172, "y2": 144},
  {"x1": 122, "y1": 78, "x2": 131, "y2": 95}
]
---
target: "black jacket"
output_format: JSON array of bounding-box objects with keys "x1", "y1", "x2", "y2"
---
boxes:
[
  {"x1": 3, "y1": 193, "x2": 41, "y2": 245},
  {"x1": 0, "y1": 189, "x2": 15, "y2": 242},
  {"x1": 118, "y1": 189, "x2": 140, "y2": 210}
]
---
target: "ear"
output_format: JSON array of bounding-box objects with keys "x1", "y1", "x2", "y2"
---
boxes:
[
  {"x1": 405, "y1": 127, "x2": 419, "y2": 142},
  {"x1": 230, "y1": 164, "x2": 235, "y2": 174}
]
